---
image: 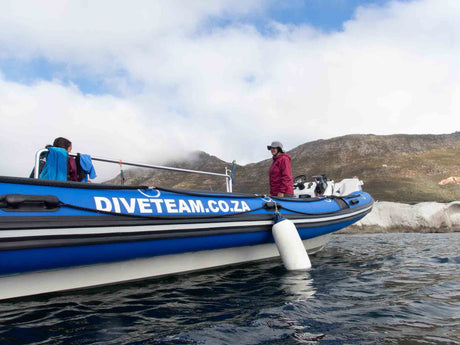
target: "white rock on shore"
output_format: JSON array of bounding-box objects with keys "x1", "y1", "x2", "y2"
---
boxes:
[{"x1": 343, "y1": 201, "x2": 460, "y2": 233}]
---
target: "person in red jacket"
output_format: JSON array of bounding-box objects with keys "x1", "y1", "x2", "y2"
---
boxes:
[{"x1": 267, "y1": 141, "x2": 294, "y2": 197}]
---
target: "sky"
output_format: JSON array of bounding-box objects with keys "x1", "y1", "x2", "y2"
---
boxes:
[{"x1": 0, "y1": 0, "x2": 459, "y2": 181}]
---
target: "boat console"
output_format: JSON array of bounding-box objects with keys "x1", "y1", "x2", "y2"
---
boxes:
[{"x1": 294, "y1": 174, "x2": 364, "y2": 198}]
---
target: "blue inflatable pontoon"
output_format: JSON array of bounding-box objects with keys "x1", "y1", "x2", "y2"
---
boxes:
[{"x1": 0, "y1": 150, "x2": 373, "y2": 300}]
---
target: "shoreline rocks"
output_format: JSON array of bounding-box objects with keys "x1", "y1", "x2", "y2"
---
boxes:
[{"x1": 339, "y1": 201, "x2": 460, "y2": 233}]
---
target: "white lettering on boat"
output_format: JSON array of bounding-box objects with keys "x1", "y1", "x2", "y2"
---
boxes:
[
  {"x1": 137, "y1": 198, "x2": 152, "y2": 213},
  {"x1": 120, "y1": 198, "x2": 136, "y2": 213},
  {"x1": 218, "y1": 200, "x2": 229, "y2": 212},
  {"x1": 208, "y1": 200, "x2": 219, "y2": 212},
  {"x1": 241, "y1": 202, "x2": 250, "y2": 212},
  {"x1": 150, "y1": 199, "x2": 164, "y2": 213},
  {"x1": 93, "y1": 197, "x2": 250, "y2": 215},
  {"x1": 94, "y1": 197, "x2": 112, "y2": 211},
  {"x1": 189, "y1": 200, "x2": 204, "y2": 213},
  {"x1": 112, "y1": 197, "x2": 121, "y2": 213},
  {"x1": 230, "y1": 200, "x2": 250, "y2": 212},
  {"x1": 178, "y1": 199, "x2": 191, "y2": 213},
  {"x1": 165, "y1": 199, "x2": 178, "y2": 213}
]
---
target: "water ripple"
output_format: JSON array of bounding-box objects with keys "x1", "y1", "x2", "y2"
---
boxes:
[{"x1": 0, "y1": 232, "x2": 459, "y2": 344}]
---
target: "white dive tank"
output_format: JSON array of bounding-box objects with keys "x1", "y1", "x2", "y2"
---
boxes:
[{"x1": 272, "y1": 213, "x2": 311, "y2": 270}]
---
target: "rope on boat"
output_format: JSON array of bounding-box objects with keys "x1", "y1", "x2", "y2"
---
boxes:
[
  {"x1": 59, "y1": 195, "x2": 363, "y2": 220},
  {"x1": 59, "y1": 201, "x2": 267, "y2": 220},
  {"x1": 269, "y1": 193, "x2": 362, "y2": 203},
  {"x1": 152, "y1": 186, "x2": 262, "y2": 199},
  {"x1": 1, "y1": 192, "x2": 365, "y2": 220},
  {"x1": 278, "y1": 205, "x2": 346, "y2": 216}
]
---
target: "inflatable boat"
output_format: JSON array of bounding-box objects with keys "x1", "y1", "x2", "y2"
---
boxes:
[{"x1": 0, "y1": 150, "x2": 373, "y2": 300}]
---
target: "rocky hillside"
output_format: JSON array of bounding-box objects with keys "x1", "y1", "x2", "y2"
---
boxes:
[
  {"x1": 106, "y1": 132, "x2": 460, "y2": 203},
  {"x1": 106, "y1": 151, "x2": 231, "y2": 192}
]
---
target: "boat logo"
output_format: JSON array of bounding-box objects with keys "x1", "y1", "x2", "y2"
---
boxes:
[
  {"x1": 94, "y1": 196, "x2": 251, "y2": 215},
  {"x1": 137, "y1": 188, "x2": 161, "y2": 198}
]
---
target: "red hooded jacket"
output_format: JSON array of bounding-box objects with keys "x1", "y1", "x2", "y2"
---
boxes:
[{"x1": 269, "y1": 153, "x2": 294, "y2": 196}]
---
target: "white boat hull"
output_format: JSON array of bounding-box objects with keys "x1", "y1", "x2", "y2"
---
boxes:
[{"x1": 0, "y1": 234, "x2": 330, "y2": 300}]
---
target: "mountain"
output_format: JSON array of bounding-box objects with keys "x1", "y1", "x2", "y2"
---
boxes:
[
  {"x1": 106, "y1": 132, "x2": 460, "y2": 203},
  {"x1": 106, "y1": 151, "x2": 230, "y2": 192}
]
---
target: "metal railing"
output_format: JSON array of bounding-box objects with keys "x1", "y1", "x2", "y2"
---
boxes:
[{"x1": 34, "y1": 149, "x2": 233, "y2": 192}]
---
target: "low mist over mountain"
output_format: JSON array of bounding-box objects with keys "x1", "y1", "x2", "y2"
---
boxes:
[{"x1": 106, "y1": 133, "x2": 459, "y2": 203}]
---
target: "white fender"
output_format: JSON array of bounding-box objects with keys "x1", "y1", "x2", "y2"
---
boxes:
[{"x1": 272, "y1": 214, "x2": 311, "y2": 270}]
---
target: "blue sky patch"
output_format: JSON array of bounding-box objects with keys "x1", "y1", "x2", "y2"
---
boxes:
[
  {"x1": 0, "y1": 57, "x2": 143, "y2": 96},
  {"x1": 1, "y1": 0, "x2": 411, "y2": 96},
  {"x1": 200, "y1": 0, "x2": 406, "y2": 36}
]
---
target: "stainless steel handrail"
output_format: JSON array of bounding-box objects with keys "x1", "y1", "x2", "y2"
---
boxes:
[{"x1": 34, "y1": 149, "x2": 233, "y2": 192}]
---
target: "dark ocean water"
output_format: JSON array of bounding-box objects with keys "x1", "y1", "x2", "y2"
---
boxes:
[{"x1": 0, "y1": 233, "x2": 459, "y2": 345}]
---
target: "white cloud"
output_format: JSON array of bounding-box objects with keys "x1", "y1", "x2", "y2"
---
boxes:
[
  {"x1": 0, "y1": 0, "x2": 263, "y2": 67},
  {"x1": 0, "y1": 0, "x2": 459, "y2": 180},
  {"x1": 0, "y1": 78, "x2": 193, "y2": 180}
]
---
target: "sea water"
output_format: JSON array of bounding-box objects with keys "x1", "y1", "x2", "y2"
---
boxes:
[{"x1": 0, "y1": 233, "x2": 458, "y2": 344}]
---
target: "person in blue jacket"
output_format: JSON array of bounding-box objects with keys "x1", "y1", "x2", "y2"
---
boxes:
[
  {"x1": 37, "y1": 137, "x2": 77, "y2": 181},
  {"x1": 52, "y1": 137, "x2": 78, "y2": 181}
]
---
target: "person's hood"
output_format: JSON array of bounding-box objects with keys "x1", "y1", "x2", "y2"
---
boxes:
[{"x1": 273, "y1": 152, "x2": 291, "y2": 161}]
